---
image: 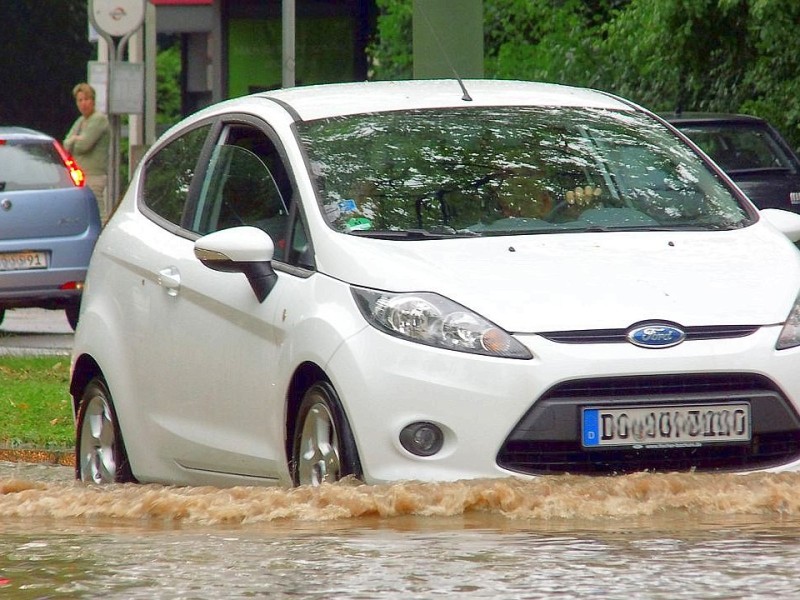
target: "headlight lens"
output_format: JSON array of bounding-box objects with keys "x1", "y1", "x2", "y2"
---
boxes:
[
  {"x1": 777, "y1": 294, "x2": 800, "y2": 350},
  {"x1": 351, "y1": 286, "x2": 533, "y2": 359}
]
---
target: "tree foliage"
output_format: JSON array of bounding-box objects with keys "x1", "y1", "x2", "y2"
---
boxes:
[
  {"x1": 0, "y1": 0, "x2": 93, "y2": 139},
  {"x1": 367, "y1": 0, "x2": 800, "y2": 149},
  {"x1": 1, "y1": 1, "x2": 183, "y2": 139},
  {"x1": 156, "y1": 43, "x2": 183, "y2": 126}
]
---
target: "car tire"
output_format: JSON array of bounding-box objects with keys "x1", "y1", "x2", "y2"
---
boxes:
[
  {"x1": 75, "y1": 377, "x2": 135, "y2": 484},
  {"x1": 292, "y1": 381, "x2": 362, "y2": 486},
  {"x1": 0, "y1": 308, "x2": 5, "y2": 327},
  {"x1": 65, "y1": 305, "x2": 80, "y2": 331}
]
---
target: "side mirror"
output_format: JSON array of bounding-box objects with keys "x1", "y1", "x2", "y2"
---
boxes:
[
  {"x1": 761, "y1": 209, "x2": 800, "y2": 243},
  {"x1": 194, "y1": 226, "x2": 277, "y2": 302}
]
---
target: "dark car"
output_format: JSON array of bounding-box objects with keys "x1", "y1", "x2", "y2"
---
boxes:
[
  {"x1": 0, "y1": 127, "x2": 101, "y2": 330},
  {"x1": 663, "y1": 113, "x2": 800, "y2": 213}
]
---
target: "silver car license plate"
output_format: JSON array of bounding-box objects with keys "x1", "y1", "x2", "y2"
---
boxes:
[
  {"x1": 582, "y1": 403, "x2": 751, "y2": 448},
  {"x1": 0, "y1": 251, "x2": 48, "y2": 271}
]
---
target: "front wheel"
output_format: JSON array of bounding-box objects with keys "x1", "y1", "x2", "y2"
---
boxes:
[
  {"x1": 75, "y1": 378, "x2": 134, "y2": 484},
  {"x1": 292, "y1": 381, "x2": 362, "y2": 486}
]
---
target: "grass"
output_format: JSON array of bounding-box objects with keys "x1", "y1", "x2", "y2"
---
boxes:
[{"x1": 0, "y1": 356, "x2": 74, "y2": 449}]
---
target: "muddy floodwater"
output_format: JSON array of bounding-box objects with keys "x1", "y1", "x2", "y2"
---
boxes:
[{"x1": 3, "y1": 462, "x2": 800, "y2": 598}]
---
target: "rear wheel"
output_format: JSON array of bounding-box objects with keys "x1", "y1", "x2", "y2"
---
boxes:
[
  {"x1": 292, "y1": 381, "x2": 362, "y2": 486},
  {"x1": 75, "y1": 378, "x2": 134, "y2": 484}
]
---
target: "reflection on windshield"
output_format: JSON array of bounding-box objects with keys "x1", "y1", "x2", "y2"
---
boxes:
[{"x1": 298, "y1": 108, "x2": 752, "y2": 237}]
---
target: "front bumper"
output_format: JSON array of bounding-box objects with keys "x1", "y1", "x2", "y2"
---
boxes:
[{"x1": 325, "y1": 324, "x2": 800, "y2": 483}]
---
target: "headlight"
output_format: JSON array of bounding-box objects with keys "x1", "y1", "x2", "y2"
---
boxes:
[
  {"x1": 777, "y1": 294, "x2": 800, "y2": 350},
  {"x1": 351, "y1": 286, "x2": 533, "y2": 359}
]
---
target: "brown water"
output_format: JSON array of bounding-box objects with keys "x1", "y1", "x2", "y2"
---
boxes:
[{"x1": 2, "y1": 461, "x2": 800, "y2": 598}]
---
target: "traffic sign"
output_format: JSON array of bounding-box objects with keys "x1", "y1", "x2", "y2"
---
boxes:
[{"x1": 90, "y1": 0, "x2": 146, "y2": 38}]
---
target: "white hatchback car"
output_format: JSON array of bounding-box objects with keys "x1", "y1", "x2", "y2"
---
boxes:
[{"x1": 71, "y1": 80, "x2": 800, "y2": 487}]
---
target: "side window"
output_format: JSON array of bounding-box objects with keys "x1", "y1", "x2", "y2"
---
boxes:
[
  {"x1": 142, "y1": 125, "x2": 211, "y2": 225},
  {"x1": 190, "y1": 125, "x2": 292, "y2": 256}
]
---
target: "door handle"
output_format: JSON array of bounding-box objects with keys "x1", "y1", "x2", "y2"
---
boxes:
[{"x1": 158, "y1": 266, "x2": 181, "y2": 296}]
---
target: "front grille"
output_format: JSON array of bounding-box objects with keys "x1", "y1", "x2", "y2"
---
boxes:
[
  {"x1": 496, "y1": 373, "x2": 800, "y2": 475},
  {"x1": 539, "y1": 325, "x2": 759, "y2": 344}
]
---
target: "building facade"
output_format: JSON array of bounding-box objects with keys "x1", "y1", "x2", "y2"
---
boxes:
[{"x1": 150, "y1": 0, "x2": 375, "y2": 116}]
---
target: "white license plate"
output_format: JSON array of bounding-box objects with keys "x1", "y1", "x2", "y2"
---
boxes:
[
  {"x1": 582, "y1": 403, "x2": 751, "y2": 448},
  {"x1": 0, "y1": 251, "x2": 48, "y2": 271}
]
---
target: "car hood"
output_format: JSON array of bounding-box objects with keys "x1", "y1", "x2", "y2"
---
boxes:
[{"x1": 318, "y1": 225, "x2": 800, "y2": 333}]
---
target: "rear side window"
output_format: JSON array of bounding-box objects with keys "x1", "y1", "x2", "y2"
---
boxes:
[
  {"x1": 0, "y1": 141, "x2": 71, "y2": 191},
  {"x1": 142, "y1": 125, "x2": 211, "y2": 225}
]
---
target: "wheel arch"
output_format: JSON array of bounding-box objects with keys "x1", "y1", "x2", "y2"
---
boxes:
[
  {"x1": 285, "y1": 361, "x2": 328, "y2": 464},
  {"x1": 70, "y1": 353, "x2": 103, "y2": 414},
  {"x1": 284, "y1": 361, "x2": 364, "y2": 482}
]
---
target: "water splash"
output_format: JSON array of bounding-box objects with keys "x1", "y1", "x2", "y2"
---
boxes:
[{"x1": 3, "y1": 471, "x2": 800, "y2": 525}]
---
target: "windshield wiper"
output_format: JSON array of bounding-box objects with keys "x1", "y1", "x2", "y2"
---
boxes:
[
  {"x1": 348, "y1": 228, "x2": 480, "y2": 240},
  {"x1": 558, "y1": 223, "x2": 742, "y2": 233}
]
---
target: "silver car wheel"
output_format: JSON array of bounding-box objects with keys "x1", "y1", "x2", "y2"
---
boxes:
[
  {"x1": 297, "y1": 400, "x2": 341, "y2": 486},
  {"x1": 78, "y1": 385, "x2": 118, "y2": 484}
]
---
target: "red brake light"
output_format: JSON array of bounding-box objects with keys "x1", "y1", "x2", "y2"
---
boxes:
[{"x1": 53, "y1": 141, "x2": 86, "y2": 187}]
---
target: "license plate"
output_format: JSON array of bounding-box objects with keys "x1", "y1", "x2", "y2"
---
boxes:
[
  {"x1": 582, "y1": 403, "x2": 751, "y2": 448},
  {"x1": 0, "y1": 251, "x2": 48, "y2": 271}
]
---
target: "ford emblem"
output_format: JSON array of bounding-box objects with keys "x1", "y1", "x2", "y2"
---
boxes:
[{"x1": 627, "y1": 323, "x2": 686, "y2": 348}]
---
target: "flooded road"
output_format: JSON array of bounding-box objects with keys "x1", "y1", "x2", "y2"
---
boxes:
[{"x1": 3, "y1": 462, "x2": 800, "y2": 598}]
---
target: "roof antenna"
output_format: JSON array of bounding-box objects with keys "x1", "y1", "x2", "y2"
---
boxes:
[
  {"x1": 419, "y1": 5, "x2": 473, "y2": 101},
  {"x1": 455, "y1": 74, "x2": 473, "y2": 102}
]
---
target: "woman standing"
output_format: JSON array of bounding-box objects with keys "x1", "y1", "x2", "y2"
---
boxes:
[{"x1": 64, "y1": 83, "x2": 110, "y2": 223}]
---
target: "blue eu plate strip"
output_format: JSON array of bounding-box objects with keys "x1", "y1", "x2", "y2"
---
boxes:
[{"x1": 582, "y1": 409, "x2": 599, "y2": 447}]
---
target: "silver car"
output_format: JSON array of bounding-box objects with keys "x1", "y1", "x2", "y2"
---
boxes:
[{"x1": 0, "y1": 127, "x2": 101, "y2": 329}]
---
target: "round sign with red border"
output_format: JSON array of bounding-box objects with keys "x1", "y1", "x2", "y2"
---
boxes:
[{"x1": 91, "y1": 0, "x2": 146, "y2": 37}]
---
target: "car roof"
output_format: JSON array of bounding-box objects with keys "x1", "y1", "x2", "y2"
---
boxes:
[
  {"x1": 244, "y1": 79, "x2": 634, "y2": 121},
  {"x1": 660, "y1": 112, "x2": 768, "y2": 126},
  {"x1": 0, "y1": 126, "x2": 54, "y2": 142}
]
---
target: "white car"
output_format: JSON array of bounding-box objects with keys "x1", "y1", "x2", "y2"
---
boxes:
[{"x1": 70, "y1": 79, "x2": 800, "y2": 487}]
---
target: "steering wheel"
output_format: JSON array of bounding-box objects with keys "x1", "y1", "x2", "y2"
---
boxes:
[{"x1": 545, "y1": 200, "x2": 578, "y2": 222}]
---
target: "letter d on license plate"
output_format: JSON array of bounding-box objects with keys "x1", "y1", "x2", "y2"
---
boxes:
[{"x1": 582, "y1": 403, "x2": 751, "y2": 448}]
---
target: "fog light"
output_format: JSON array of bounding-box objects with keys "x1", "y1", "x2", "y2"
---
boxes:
[{"x1": 399, "y1": 422, "x2": 444, "y2": 457}]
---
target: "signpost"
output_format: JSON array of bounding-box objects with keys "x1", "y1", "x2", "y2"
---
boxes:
[{"x1": 88, "y1": 0, "x2": 146, "y2": 210}]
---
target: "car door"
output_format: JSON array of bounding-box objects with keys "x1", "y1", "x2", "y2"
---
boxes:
[{"x1": 136, "y1": 117, "x2": 297, "y2": 483}]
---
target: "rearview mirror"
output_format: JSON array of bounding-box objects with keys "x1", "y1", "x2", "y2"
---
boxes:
[{"x1": 760, "y1": 209, "x2": 800, "y2": 243}]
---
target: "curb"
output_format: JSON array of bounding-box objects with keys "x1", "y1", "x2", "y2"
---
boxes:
[{"x1": 0, "y1": 448, "x2": 75, "y2": 468}]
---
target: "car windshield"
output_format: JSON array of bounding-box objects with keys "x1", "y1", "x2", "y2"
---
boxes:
[
  {"x1": 298, "y1": 107, "x2": 753, "y2": 237},
  {"x1": 677, "y1": 124, "x2": 795, "y2": 173}
]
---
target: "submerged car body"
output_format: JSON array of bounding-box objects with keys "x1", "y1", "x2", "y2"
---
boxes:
[
  {"x1": 70, "y1": 80, "x2": 800, "y2": 488},
  {"x1": 0, "y1": 127, "x2": 101, "y2": 329},
  {"x1": 664, "y1": 113, "x2": 800, "y2": 214}
]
